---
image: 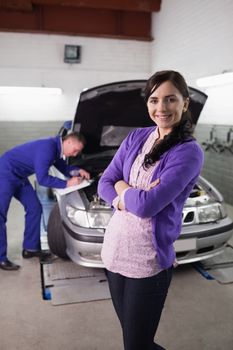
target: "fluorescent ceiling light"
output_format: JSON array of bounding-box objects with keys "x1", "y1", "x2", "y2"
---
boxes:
[
  {"x1": 0, "y1": 86, "x2": 62, "y2": 95},
  {"x1": 196, "y1": 72, "x2": 233, "y2": 88}
]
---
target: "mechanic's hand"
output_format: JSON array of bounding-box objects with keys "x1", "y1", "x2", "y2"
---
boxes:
[
  {"x1": 78, "y1": 168, "x2": 91, "y2": 180},
  {"x1": 146, "y1": 178, "x2": 160, "y2": 191},
  {"x1": 67, "y1": 176, "x2": 83, "y2": 187}
]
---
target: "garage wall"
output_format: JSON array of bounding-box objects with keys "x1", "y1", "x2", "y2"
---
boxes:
[
  {"x1": 0, "y1": 32, "x2": 151, "y2": 122},
  {"x1": 0, "y1": 32, "x2": 151, "y2": 153},
  {"x1": 195, "y1": 124, "x2": 233, "y2": 205},
  {"x1": 1, "y1": 2, "x2": 233, "y2": 205},
  {"x1": 151, "y1": 0, "x2": 233, "y2": 205},
  {"x1": 151, "y1": 0, "x2": 233, "y2": 124},
  {"x1": 0, "y1": 121, "x2": 64, "y2": 154},
  {"x1": 151, "y1": 0, "x2": 233, "y2": 88}
]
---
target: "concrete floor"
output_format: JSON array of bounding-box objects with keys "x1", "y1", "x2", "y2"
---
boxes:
[{"x1": 1, "y1": 199, "x2": 233, "y2": 350}]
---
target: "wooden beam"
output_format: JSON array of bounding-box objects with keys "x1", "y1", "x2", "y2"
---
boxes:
[
  {"x1": 0, "y1": 5, "x2": 153, "y2": 40},
  {"x1": 31, "y1": 0, "x2": 161, "y2": 12},
  {"x1": 0, "y1": 0, "x2": 32, "y2": 11},
  {"x1": 0, "y1": 0, "x2": 157, "y2": 40}
]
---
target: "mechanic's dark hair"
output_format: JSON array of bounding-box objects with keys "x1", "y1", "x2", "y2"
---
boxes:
[
  {"x1": 62, "y1": 131, "x2": 86, "y2": 146},
  {"x1": 143, "y1": 70, "x2": 194, "y2": 169}
]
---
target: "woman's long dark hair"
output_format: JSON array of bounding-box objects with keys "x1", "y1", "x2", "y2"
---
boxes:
[{"x1": 143, "y1": 70, "x2": 194, "y2": 169}]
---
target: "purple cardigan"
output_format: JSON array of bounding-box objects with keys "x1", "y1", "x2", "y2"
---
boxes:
[{"x1": 98, "y1": 126, "x2": 204, "y2": 269}]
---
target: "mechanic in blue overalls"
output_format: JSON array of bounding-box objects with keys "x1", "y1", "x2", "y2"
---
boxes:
[{"x1": 0, "y1": 132, "x2": 90, "y2": 271}]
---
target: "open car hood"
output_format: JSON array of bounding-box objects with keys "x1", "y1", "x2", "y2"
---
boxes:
[{"x1": 73, "y1": 80, "x2": 207, "y2": 155}]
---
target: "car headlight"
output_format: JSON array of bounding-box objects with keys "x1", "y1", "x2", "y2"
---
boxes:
[
  {"x1": 66, "y1": 204, "x2": 112, "y2": 228},
  {"x1": 66, "y1": 205, "x2": 89, "y2": 227},
  {"x1": 219, "y1": 203, "x2": 227, "y2": 219},
  {"x1": 87, "y1": 211, "x2": 111, "y2": 228},
  {"x1": 197, "y1": 203, "x2": 222, "y2": 223}
]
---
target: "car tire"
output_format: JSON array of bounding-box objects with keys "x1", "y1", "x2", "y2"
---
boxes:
[{"x1": 47, "y1": 203, "x2": 69, "y2": 259}]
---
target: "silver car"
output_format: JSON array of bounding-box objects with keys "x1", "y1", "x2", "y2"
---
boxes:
[{"x1": 47, "y1": 81, "x2": 233, "y2": 267}]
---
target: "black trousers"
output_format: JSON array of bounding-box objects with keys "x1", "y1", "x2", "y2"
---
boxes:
[{"x1": 106, "y1": 267, "x2": 173, "y2": 350}]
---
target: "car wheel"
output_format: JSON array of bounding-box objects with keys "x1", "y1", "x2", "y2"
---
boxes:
[{"x1": 47, "y1": 203, "x2": 69, "y2": 259}]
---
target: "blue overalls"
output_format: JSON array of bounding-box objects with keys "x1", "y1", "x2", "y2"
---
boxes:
[{"x1": 0, "y1": 136, "x2": 74, "y2": 262}]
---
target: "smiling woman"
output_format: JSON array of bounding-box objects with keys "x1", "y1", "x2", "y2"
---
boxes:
[
  {"x1": 142, "y1": 70, "x2": 194, "y2": 169},
  {"x1": 147, "y1": 81, "x2": 189, "y2": 136},
  {"x1": 45, "y1": 74, "x2": 233, "y2": 348},
  {"x1": 97, "y1": 70, "x2": 204, "y2": 350}
]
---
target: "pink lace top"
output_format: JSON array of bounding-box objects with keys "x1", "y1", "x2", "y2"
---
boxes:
[{"x1": 101, "y1": 129, "x2": 162, "y2": 278}]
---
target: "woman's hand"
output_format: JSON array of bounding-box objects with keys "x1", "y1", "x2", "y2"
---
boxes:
[
  {"x1": 146, "y1": 178, "x2": 160, "y2": 191},
  {"x1": 113, "y1": 178, "x2": 160, "y2": 210},
  {"x1": 114, "y1": 178, "x2": 160, "y2": 195},
  {"x1": 114, "y1": 180, "x2": 130, "y2": 196}
]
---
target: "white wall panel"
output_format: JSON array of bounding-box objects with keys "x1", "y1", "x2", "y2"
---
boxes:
[
  {"x1": 152, "y1": 0, "x2": 233, "y2": 83},
  {"x1": 0, "y1": 32, "x2": 151, "y2": 121},
  {"x1": 151, "y1": 0, "x2": 233, "y2": 125}
]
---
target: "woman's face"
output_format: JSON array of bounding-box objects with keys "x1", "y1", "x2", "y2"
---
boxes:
[{"x1": 147, "y1": 80, "x2": 189, "y2": 135}]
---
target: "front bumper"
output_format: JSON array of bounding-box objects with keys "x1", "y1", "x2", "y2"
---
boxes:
[{"x1": 62, "y1": 217, "x2": 233, "y2": 267}]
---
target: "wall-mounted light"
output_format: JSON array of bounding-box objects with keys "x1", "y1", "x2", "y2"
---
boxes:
[
  {"x1": 196, "y1": 72, "x2": 233, "y2": 88},
  {"x1": 0, "y1": 86, "x2": 62, "y2": 95},
  {"x1": 64, "y1": 45, "x2": 81, "y2": 63}
]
